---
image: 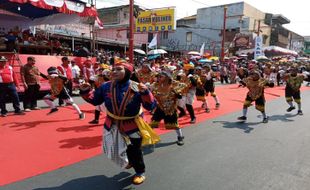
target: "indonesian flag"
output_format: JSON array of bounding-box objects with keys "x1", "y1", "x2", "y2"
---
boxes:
[{"x1": 95, "y1": 16, "x2": 103, "y2": 29}]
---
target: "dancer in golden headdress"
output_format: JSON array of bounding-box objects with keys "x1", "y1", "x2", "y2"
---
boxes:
[
  {"x1": 237, "y1": 70, "x2": 274, "y2": 123},
  {"x1": 150, "y1": 71, "x2": 187, "y2": 145},
  {"x1": 283, "y1": 66, "x2": 305, "y2": 115}
]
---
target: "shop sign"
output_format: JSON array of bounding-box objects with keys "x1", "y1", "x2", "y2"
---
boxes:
[{"x1": 135, "y1": 8, "x2": 176, "y2": 33}]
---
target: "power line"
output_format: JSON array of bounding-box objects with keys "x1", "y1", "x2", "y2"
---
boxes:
[
  {"x1": 134, "y1": 0, "x2": 153, "y2": 10},
  {"x1": 191, "y1": 0, "x2": 210, "y2": 6}
]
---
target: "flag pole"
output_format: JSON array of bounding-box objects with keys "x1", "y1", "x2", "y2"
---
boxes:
[
  {"x1": 156, "y1": 32, "x2": 158, "y2": 50},
  {"x1": 129, "y1": 0, "x2": 134, "y2": 64}
]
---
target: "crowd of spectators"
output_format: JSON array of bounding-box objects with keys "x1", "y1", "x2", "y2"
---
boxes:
[{"x1": 0, "y1": 27, "x2": 71, "y2": 55}]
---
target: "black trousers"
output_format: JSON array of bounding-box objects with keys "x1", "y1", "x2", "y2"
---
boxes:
[
  {"x1": 186, "y1": 104, "x2": 195, "y2": 120},
  {"x1": 23, "y1": 84, "x2": 40, "y2": 109},
  {"x1": 220, "y1": 75, "x2": 229, "y2": 84},
  {"x1": 59, "y1": 80, "x2": 72, "y2": 105},
  {"x1": 285, "y1": 88, "x2": 301, "y2": 101},
  {"x1": 126, "y1": 137, "x2": 145, "y2": 174}
]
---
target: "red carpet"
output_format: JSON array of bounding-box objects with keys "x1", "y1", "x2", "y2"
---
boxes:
[{"x1": 0, "y1": 84, "x2": 309, "y2": 186}]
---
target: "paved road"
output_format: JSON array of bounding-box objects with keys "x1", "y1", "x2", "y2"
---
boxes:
[{"x1": 2, "y1": 90, "x2": 310, "y2": 190}]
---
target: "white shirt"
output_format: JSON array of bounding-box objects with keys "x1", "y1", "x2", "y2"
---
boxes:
[{"x1": 71, "y1": 65, "x2": 81, "y2": 79}]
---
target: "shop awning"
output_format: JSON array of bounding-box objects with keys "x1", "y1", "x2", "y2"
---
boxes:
[
  {"x1": 236, "y1": 46, "x2": 298, "y2": 57},
  {"x1": 0, "y1": 0, "x2": 97, "y2": 19}
]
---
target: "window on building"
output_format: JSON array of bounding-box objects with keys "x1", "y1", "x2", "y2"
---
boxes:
[
  {"x1": 186, "y1": 32, "x2": 192, "y2": 42},
  {"x1": 148, "y1": 33, "x2": 154, "y2": 43},
  {"x1": 160, "y1": 31, "x2": 169, "y2": 39},
  {"x1": 100, "y1": 9, "x2": 120, "y2": 24},
  {"x1": 263, "y1": 34, "x2": 268, "y2": 44}
]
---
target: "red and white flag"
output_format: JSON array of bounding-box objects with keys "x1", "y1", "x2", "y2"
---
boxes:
[{"x1": 95, "y1": 16, "x2": 103, "y2": 29}]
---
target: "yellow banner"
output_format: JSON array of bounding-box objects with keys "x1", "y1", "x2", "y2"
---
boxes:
[{"x1": 135, "y1": 8, "x2": 175, "y2": 33}]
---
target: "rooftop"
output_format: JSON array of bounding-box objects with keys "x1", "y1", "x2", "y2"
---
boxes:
[
  {"x1": 272, "y1": 14, "x2": 290, "y2": 24},
  {"x1": 178, "y1": 15, "x2": 197, "y2": 21}
]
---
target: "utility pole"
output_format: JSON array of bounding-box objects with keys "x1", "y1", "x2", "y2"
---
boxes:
[
  {"x1": 221, "y1": 6, "x2": 227, "y2": 62},
  {"x1": 257, "y1": 19, "x2": 261, "y2": 36},
  {"x1": 129, "y1": 0, "x2": 134, "y2": 65},
  {"x1": 90, "y1": 0, "x2": 95, "y2": 54}
]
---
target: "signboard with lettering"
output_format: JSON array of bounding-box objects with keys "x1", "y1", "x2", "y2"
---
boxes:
[
  {"x1": 234, "y1": 34, "x2": 249, "y2": 48},
  {"x1": 37, "y1": 24, "x2": 90, "y2": 37},
  {"x1": 135, "y1": 8, "x2": 176, "y2": 33},
  {"x1": 254, "y1": 36, "x2": 263, "y2": 59}
]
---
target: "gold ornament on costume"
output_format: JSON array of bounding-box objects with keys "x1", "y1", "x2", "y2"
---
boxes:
[
  {"x1": 287, "y1": 75, "x2": 304, "y2": 92},
  {"x1": 151, "y1": 80, "x2": 187, "y2": 115},
  {"x1": 49, "y1": 77, "x2": 64, "y2": 96},
  {"x1": 243, "y1": 77, "x2": 268, "y2": 100}
]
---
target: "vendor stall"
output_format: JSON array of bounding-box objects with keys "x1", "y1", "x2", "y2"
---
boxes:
[{"x1": 236, "y1": 46, "x2": 298, "y2": 58}]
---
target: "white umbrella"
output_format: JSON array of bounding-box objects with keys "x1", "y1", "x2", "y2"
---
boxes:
[
  {"x1": 190, "y1": 55, "x2": 201, "y2": 59},
  {"x1": 147, "y1": 49, "x2": 167, "y2": 55},
  {"x1": 188, "y1": 51, "x2": 201, "y2": 56},
  {"x1": 239, "y1": 54, "x2": 248, "y2": 57},
  {"x1": 134, "y1": 49, "x2": 146, "y2": 55},
  {"x1": 297, "y1": 57, "x2": 309, "y2": 61},
  {"x1": 256, "y1": 55, "x2": 270, "y2": 61}
]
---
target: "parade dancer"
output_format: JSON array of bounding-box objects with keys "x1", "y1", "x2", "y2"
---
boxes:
[
  {"x1": 135, "y1": 63, "x2": 157, "y2": 86},
  {"x1": 263, "y1": 63, "x2": 272, "y2": 81},
  {"x1": 303, "y1": 70, "x2": 310, "y2": 86},
  {"x1": 42, "y1": 67, "x2": 85, "y2": 119},
  {"x1": 237, "y1": 70, "x2": 274, "y2": 123},
  {"x1": 150, "y1": 71, "x2": 187, "y2": 145},
  {"x1": 80, "y1": 58, "x2": 157, "y2": 185},
  {"x1": 176, "y1": 63, "x2": 198, "y2": 123},
  {"x1": 283, "y1": 67, "x2": 305, "y2": 115},
  {"x1": 173, "y1": 66, "x2": 187, "y2": 118},
  {"x1": 202, "y1": 64, "x2": 220, "y2": 112},
  {"x1": 57, "y1": 56, "x2": 73, "y2": 106},
  {"x1": 236, "y1": 67, "x2": 248, "y2": 87},
  {"x1": 194, "y1": 66, "x2": 208, "y2": 110},
  {"x1": 88, "y1": 68, "x2": 111, "y2": 124}
]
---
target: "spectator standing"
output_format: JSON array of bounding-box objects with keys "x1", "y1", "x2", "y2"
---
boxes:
[
  {"x1": 71, "y1": 60, "x2": 81, "y2": 83},
  {"x1": 219, "y1": 64, "x2": 229, "y2": 84},
  {"x1": 0, "y1": 56, "x2": 23, "y2": 116},
  {"x1": 229, "y1": 61, "x2": 237, "y2": 83},
  {"x1": 5, "y1": 31, "x2": 17, "y2": 52},
  {"x1": 20, "y1": 56, "x2": 41, "y2": 111},
  {"x1": 83, "y1": 59, "x2": 95, "y2": 82}
]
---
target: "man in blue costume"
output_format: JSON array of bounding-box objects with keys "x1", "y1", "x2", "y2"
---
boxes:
[{"x1": 80, "y1": 58, "x2": 156, "y2": 185}]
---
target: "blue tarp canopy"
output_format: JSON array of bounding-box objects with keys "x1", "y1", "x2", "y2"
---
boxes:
[
  {"x1": 0, "y1": 0, "x2": 86, "y2": 19},
  {"x1": 147, "y1": 54, "x2": 161, "y2": 60}
]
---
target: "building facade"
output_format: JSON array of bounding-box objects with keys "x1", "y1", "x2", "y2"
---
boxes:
[
  {"x1": 304, "y1": 36, "x2": 310, "y2": 55},
  {"x1": 288, "y1": 31, "x2": 304, "y2": 54},
  {"x1": 96, "y1": 5, "x2": 148, "y2": 49},
  {"x1": 159, "y1": 2, "x2": 271, "y2": 55},
  {"x1": 158, "y1": 1, "x2": 305, "y2": 57}
]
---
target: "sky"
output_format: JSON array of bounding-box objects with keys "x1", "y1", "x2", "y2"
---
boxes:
[{"x1": 86, "y1": 0, "x2": 310, "y2": 36}]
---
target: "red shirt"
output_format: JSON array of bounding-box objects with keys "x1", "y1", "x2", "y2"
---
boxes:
[
  {"x1": 57, "y1": 65, "x2": 72, "y2": 80},
  {"x1": 0, "y1": 65, "x2": 14, "y2": 83}
]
